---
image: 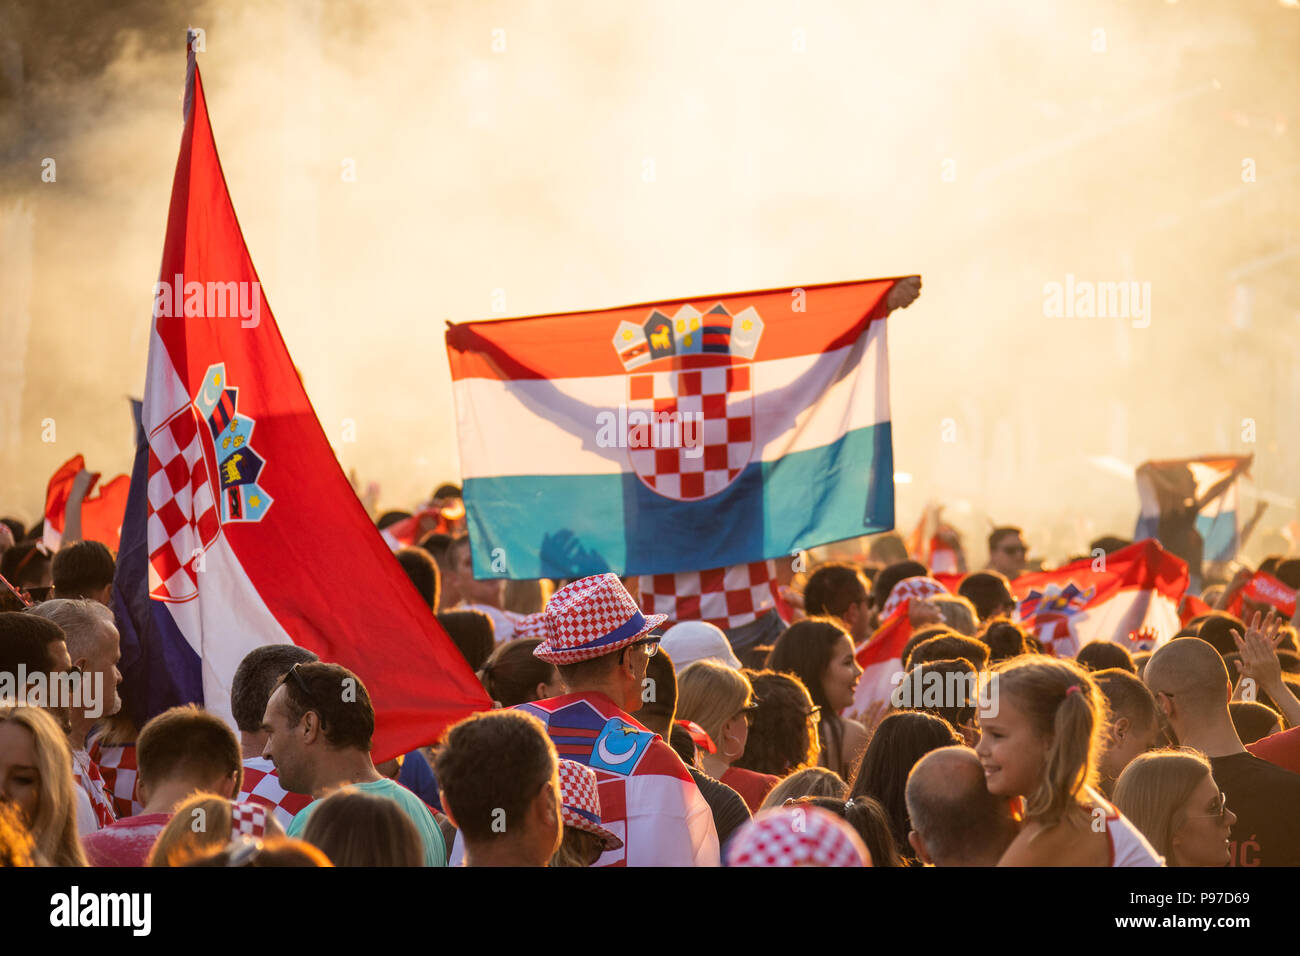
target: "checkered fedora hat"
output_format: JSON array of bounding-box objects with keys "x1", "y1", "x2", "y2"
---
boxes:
[
  {"x1": 881, "y1": 575, "x2": 949, "y2": 619},
  {"x1": 726, "y1": 806, "x2": 871, "y2": 867},
  {"x1": 533, "y1": 573, "x2": 667, "y2": 665},
  {"x1": 557, "y1": 759, "x2": 622, "y2": 851}
]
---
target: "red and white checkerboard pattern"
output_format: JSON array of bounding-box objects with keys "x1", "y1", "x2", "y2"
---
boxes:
[
  {"x1": 533, "y1": 574, "x2": 666, "y2": 665},
  {"x1": 726, "y1": 806, "x2": 870, "y2": 867},
  {"x1": 557, "y1": 758, "x2": 622, "y2": 850},
  {"x1": 239, "y1": 757, "x2": 313, "y2": 830},
  {"x1": 639, "y1": 560, "x2": 780, "y2": 631},
  {"x1": 626, "y1": 364, "x2": 753, "y2": 501},
  {"x1": 230, "y1": 801, "x2": 270, "y2": 837},
  {"x1": 146, "y1": 406, "x2": 220, "y2": 602},
  {"x1": 88, "y1": 741, "x2": 145, "y2": 819},
  {"x1": 72, "y1": 749, "x2": 118, "y2": 830}
]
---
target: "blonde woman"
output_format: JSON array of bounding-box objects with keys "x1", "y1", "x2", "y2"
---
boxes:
[
  {"x1": 0, "y1": 704, "x2": 87, "y2": 865},
  {"x1": 147, "y1": 792, "x2": 284, "y2": 866},
  {"x1": 677, "y1": 660, "x2": 778, "y2": 812},
  {"x1": 1113, "y1": 750, "x2": 1237, "y2": 867},
  {"x1": 759, "y1": 767, "x2": 849, "y2": 810}
]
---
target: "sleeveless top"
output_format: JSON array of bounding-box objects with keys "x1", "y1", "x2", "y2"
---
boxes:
[{"x1": 1085, "y1": 786, "x2": 1164, "y2": 867}]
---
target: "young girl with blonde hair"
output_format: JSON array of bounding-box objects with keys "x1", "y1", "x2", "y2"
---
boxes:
[{"x1": 976, "y1": 656, "x2": 1163, "y2": 866}]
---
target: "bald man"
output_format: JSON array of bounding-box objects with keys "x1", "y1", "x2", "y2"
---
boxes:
[
  {"x1": 1146, "y1": 637, "x2": 1300, "y2": 866},
  {"x1": 905, "y1": 745, "x2": 1019, "y2": 866}
]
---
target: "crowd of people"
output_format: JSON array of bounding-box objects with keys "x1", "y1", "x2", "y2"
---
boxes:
[{"x1": 2, "y1": 491, "x2": 1300, "y2": 868}]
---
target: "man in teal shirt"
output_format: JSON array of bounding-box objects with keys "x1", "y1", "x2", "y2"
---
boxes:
[{"x1": 262, "y1": 661, "x2": 446, "y2": 866}]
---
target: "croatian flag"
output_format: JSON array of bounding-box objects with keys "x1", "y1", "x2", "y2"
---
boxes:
[
  {"x1": 113, "y1": 38, "x2": 488, "y2": 761},
  {"x1": 445, "y1": 277, "x2": 918, "y2": 579},
  {"x1": 1136, "y1": 456, "x2": 1252, "y2": 563},
  {"x1": 852, "y1": 600, "x2": 914, "y2": 714},
  {"x1": 1010, "y1": 539, "x2": 1189, "y2": 658}
]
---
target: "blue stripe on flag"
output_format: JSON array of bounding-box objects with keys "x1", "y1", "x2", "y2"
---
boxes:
[
  {"x1": 112, "y1": 400, "x2": 205, "y2": 727},
  {"x1": 465, "y1": 421, "x2": 893, "y2": 578},
  {"x1": 1196, "y1": 511, "x2": 1238, "y2": 562}
]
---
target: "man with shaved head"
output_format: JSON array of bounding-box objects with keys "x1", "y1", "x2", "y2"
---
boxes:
[
  {"x1": 1146, "y1": 636, "x2": 1300, "y2": 866},
  {"x1": 905, "y1": 745, "x2": 1018, "y2": 866}
]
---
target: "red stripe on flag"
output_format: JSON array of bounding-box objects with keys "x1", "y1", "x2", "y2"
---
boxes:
[{"x1": 445, "y1": 278, "x2": 904, "y2": 382}]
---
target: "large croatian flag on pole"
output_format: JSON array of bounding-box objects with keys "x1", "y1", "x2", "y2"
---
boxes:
[
  {"x1": 113, "y1": 36, "x2": 488, "y2": 761},
  {"x1": 445, "y1": 277, "x2": 918, "y2": 579}
]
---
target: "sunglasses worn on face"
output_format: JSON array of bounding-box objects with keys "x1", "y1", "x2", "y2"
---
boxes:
[
  {"x1": 22, "y1": 586, "x2": 53, "y2": 603},
  {"x1": 1187, "y1": 791, "x2": 1229, "y2": 822},
  {"x1": 630, "y1": 637, "x2": 660, "y2": 657}
]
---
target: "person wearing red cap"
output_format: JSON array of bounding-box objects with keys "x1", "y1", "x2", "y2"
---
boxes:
[{"x1": 514, "y1": 573, "x2": 720, "y2": 866}]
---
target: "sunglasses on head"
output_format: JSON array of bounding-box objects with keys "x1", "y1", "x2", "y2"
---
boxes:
[{"x1": 285, "y1": 662, "x2": 321, "y2": 708}]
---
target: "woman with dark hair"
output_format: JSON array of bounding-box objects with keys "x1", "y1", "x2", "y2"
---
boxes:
[
  {"x1": 301, "y1": 787, "x2": 424, "y2": 866},
  {"x1": 478, "y1": 637, "x2": 563, "y2": 707},
  {"x1": 731, "y1": 670, "x2": 820, "y2": 777},
  {"x1": 979, "y1": 619, "x2": 1032, "y2": 663},
  {"x1": 850, "y1": 710, "x2": 961, "y2": 863},
  {"x1": 768, "y1": 618, "x2": 866, "y2": 779},
  {"x1": 793, "y1": 795, "x2": 905, "y2": 867}
]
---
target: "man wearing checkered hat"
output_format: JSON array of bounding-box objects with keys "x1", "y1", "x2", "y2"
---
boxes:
[{"x1": 515, "y1": 573, "x2": 720, "y2": 866}]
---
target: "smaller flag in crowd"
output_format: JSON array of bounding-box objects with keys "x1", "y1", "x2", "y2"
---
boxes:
[
  {"x1": 1011, "y1": 539, "x2": 1188, "y2": 657},
  {"x1": 42, "y1": 454, "x2": 129, "y2": 553},
  {"x1": 1222, "y1": 571, "x2": 1297, "y2": 620},
  {"x1": 1136, "y1": 455, "x2": 1252, "y2": 565}
]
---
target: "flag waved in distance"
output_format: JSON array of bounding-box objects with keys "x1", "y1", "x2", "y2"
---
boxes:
[
  {"x1": 113, "y1": 37, "x2": 488, "y2": 761},
  {"x1": 1135, "y1": 455, "x2": 1253, "y2": 566},
  {"x1": 446, "y1": 276, "x2": 920, "y2": 580},
  {"x1": 42, "y1": 454, "x2": 130, "y2": 553},
  {"x1": 1010, "y1": 539, "x2": 1189, "y2": 658}
]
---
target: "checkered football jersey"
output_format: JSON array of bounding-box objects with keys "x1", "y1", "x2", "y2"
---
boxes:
[
  {"x1": 88, "y1": 741, "x2": 144, "y2": 820},
  {"x1": 513, "y1": 691, "x2": 719, "y2": 867},
  {"x1": 72, "y1": 749, "x2": 117, "y2": 830},
  {"x1": 638, "y1": 559, "x2": 782, "y2": 631},
  {"x1": 238, "y1": 756, "x2": 312, "y2": 829}
]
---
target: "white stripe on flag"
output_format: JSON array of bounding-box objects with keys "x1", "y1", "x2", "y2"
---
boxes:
[{"x1": 452, "y1": 323, "x2": 889, "y2": 480}]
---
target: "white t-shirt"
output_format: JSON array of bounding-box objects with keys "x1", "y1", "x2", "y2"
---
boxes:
[{"x1": 73, "y1": 787, "x2": 98, "y2": 838}]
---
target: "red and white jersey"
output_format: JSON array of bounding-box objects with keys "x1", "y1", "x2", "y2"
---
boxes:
[
  {"x1": 238, "y1": 756, "x2": 312, "y2": 829},
  {"x1": 72, "y1": 748, "x2": 118, "y2": 830},
  {"x1": 515, "y1": 691, "x2": 719, "y2": 867},
  {"x1": 88, "y1": 741, "x2": 145, "y2": 819}
]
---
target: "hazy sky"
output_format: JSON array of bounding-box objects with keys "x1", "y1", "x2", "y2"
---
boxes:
[{"x1": 2, "y1": 0, "x2": 1297, "y2": 562}]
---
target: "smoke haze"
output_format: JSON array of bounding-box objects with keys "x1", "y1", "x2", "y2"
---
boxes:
[{"x1": 2, "y1": 0, "x2": 1297, "y2": 563}]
